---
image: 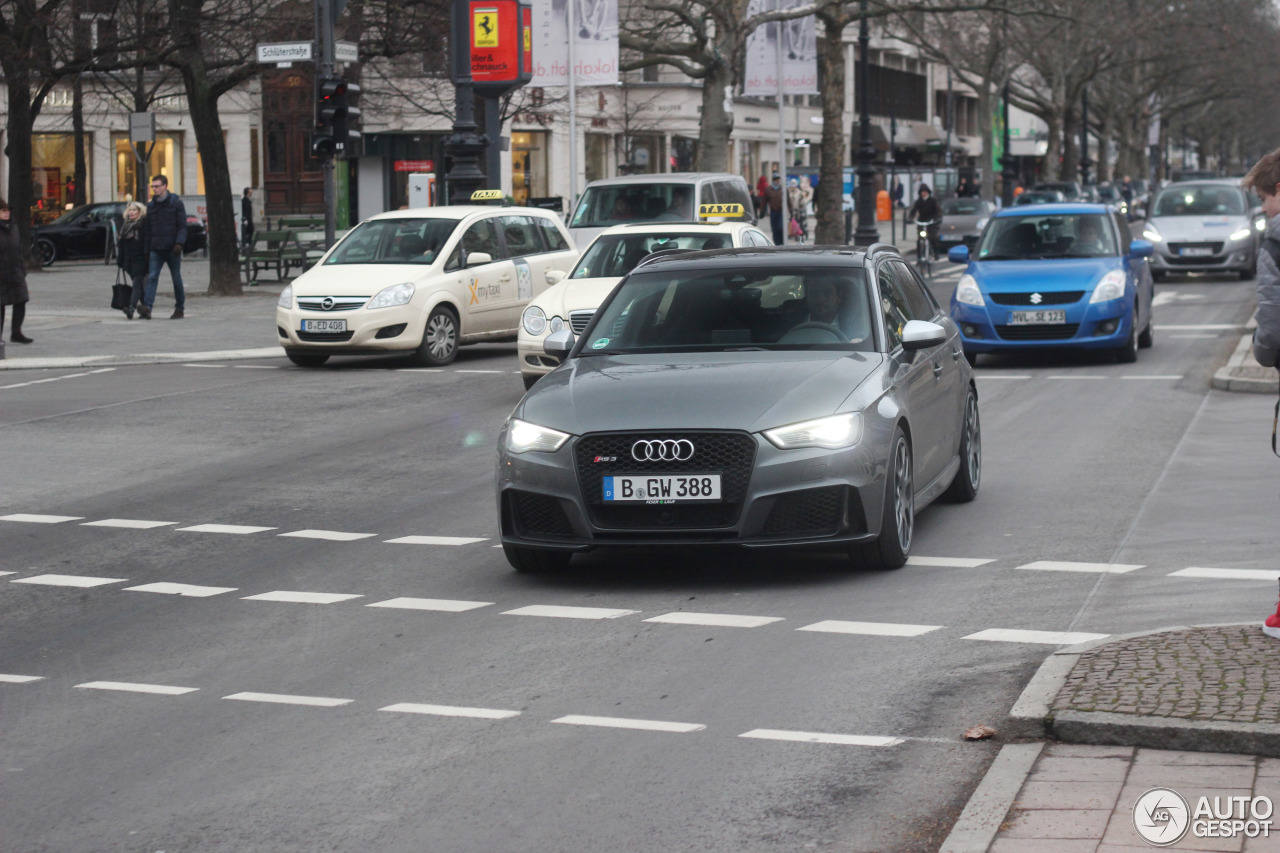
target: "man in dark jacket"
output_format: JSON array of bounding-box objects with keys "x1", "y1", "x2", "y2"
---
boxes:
[{"x1": 141, "y1": 174, "x2": 188, "y2": 319}]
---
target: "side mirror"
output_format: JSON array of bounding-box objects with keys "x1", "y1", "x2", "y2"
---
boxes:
[
  {"x1": 948, "y1": 245, "x2": 970, "y2": 264},
  {"x1": 543, "y1": 328, "x2": 575, "y2": 359},
  {"x1": 465, "y1": 251, "x2": 492, "y2": 267},
  {"x1": 901, "y1": 320, "x2": 947, "y2": 352},
  {"x1": 1128, "y1": 239, "x2": 1154, "y2": 258},
  {"x1": 545, "y1": 269, "x2": 566, "y2": 286}
]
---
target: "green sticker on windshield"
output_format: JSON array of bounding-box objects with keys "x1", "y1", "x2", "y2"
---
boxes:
[{"x1": 592, "y1": 338, "x2": 610, "y2": 349}]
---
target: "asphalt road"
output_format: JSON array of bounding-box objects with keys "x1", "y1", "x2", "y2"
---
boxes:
[{"x1": 1, "y1": 267, "x2": 1274, "y2": 852}]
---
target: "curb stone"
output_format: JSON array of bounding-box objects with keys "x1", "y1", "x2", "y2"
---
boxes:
[
  {"x1": 935, "y1": 743, "x2": 1044, "y2": 853},
  {"x1": 1212, "y1": 332, "x2": 1280, "y2": 394}
]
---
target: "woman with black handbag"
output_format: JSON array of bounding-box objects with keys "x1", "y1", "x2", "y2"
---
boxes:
[
  {"x1": 115, "y1": 201, "x2": 150, "y2": 319},
  {"x1": 0, "y1": 197, "x2": 32, "y2": 344}
]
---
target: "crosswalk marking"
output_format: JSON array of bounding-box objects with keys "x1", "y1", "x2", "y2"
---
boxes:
[
  {"x1": 11, "y1": 574, "x2": 127, "y2": 588},
  {"x1": 81, "y1": 518, "x2": 178, "y2": 529},
  {"x1": 502, "y1": 604, "x2": 638, "y2": 620},
  {"x1": 551, "y1": 714, "x2": 705, "y2": 733},
  {"x1": 1170, "y1": 567, "x2": 1280, "y2": 581},
  {"x1": 797, "y1": 620, "x2": 941, "y2": 637},
  {"x1": 367, "y1": 598, "x2": 492, "y2": 612},
  {"x1": 177, "y1": 523, "x2": 277, "y2": 535},
  {"x1": 224, "y1": 692, "x2": 352, "y2": 707},
  {"x1": 739, "y1": 729, "x2": 903, "y2": 746},
  {"x1": 125, "y1": 582, "x2": 237, "y2": 597},
  {"x1": 0, "y1": 513, "x2": 84, "y2": 523},
  {"x1": 1017, "y1": 560, "x2": 1145, "y2": 574},
  {"x1": 962, "y1": 628, "x2": 1109, "y2": 645},
  {"x1": 643, "y1": 612, "x2": 783, "y2": 628},
  {"x1": 384, "y1": 535, "x2": 488, "y2": 546},
  {"x1": 278, "y1": 529, "x2": 378, "y2": 542},
  {"x1": 907, "y1": 556, "x2": 995, "y2": 568},
  {"x1": 379, "y1": 703, "x2": 520, "y2": 719},
  {"x1": 242, "y1": 591, "x2": 363, "y2": 604},
  {"x1": 75, "y1": 681, "x2": 198, "y2": 695},
  {"x1": 0, "y1": 674, "x2": 45, "y2": 683}
]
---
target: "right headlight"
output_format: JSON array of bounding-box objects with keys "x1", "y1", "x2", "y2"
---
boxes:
[
  {"x1": 955, "y1": 273, "x2": 985, "y2": 306},
  {"x1": 522, "y1": 305, "x2": 547, "y2": 336},
  {"x1": 1142, "y1": 225, "x2": 1163, "y2": 242},
  {"x1": 763, "y1": 413, "x2": 863, "y2": 450},
  {"x1": 276, "y1": 284, "x2": 293, "y2": 309},
  {"x1": 367, "y1": 282, "x2": 415, "y2": 309},
  {"x1": 506, "y1": 418, "x2": 571, "y2": 453}
]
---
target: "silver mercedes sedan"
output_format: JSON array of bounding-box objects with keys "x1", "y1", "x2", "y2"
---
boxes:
[{"x1": 495, "y1": 246, "x2": 980, "y2": 572}]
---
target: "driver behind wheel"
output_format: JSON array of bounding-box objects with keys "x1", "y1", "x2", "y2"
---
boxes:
[
  {"x1": 804, "y1": 274, "x2": 843, "y2": 325},
  {"x1": 778, "y1": 273, "x2": 870, "y2": 344}
]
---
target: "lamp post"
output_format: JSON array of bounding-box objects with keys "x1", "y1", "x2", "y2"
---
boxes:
[
  {"x1": 889, "y1": 112, "x2": 897, "y2": 243},
  {"x1": 1000, "y1": 77, "x2": 1015, "y2": 208},
  {"x1": 853, "y1": 0, "x2": 879, "y2": 246},
  {"x1": 443, "y1": 0, "x2": 488, "y2": 204},
  {"x1": 1080, "y1": 85, "x2": 1091, "y2": 186}
]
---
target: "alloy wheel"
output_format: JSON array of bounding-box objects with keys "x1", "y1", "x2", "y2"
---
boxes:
[
  {"x1": 893, "y1": 437, "x2": 914, "y2": 551},
  {"x1": 426, "y1": 311, "x2": 457, "y2": 360},
  {"x1": 965, "y1": 395, "x2": 981, "y2": 490}
]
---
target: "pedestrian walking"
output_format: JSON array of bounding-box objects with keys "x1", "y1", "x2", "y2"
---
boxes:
[
  {"x1": 765, "y1": 174, "x2": 785, "y2": 245},
  {"x1": 141, "y1": 174, "x2": 188, "y2": 320},
  {"x1": 115, "y1": 201, "x2": 149, "y2": 320},
  {"x1": 241, "y1": 187, "x2": 255, "y2": 251},
  {"x1": 0, "y1": 198, "x2": 33, "y2": 344},
  {"x1": 755, "y1": 174, "x2": 770, "y2": 217}
]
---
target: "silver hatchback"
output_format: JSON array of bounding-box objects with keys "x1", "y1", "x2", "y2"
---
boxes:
[{"x1": 1141, "y1": 181, "x2": 1262, "y2": 280}]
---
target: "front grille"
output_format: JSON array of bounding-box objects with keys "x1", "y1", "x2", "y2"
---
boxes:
[
  {"x1": 297, "y1": 297, "x2": 367, "y2": 311},
  {"x1": 509, "y1": 491, "x2": 575, "y2": 538},
  {"x1": 762, "y1": 487, "x2": 844, "y2": 536},
  {"x1": 575, "y1": 431, "x2": 756, "y2": 529},
  {"x1": 297, "y1": 330, "x2": 355, "y2": 342},
  {"x1": 1168, "y1": 242, "x2": 1223, "y2": 256},
  {"x1": 994, "y1": 323, "x2": 1080, "y2": 341},
  {"x1": 988, "y1": 291, "x2": 1084, "y2": 306},
  {"x1": 569, "y1": 310, "x2": 595, "y2": 334}
]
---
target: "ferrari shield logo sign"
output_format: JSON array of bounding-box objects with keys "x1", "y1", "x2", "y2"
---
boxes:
[{"x1": 473, "y1": 8, "x2": 500, "y2": 47}]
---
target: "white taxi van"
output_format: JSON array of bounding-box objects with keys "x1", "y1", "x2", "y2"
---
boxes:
[
  {"x1": 276, "y1": 205, "x2": 578, "y2": 367},
  {"x1": 517, "y1": 208, "x2": 772, "y2": 388}
]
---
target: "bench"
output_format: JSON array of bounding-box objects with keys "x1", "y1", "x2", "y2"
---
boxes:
[
  {"x1": 277, "y1": 215, "x2": 325, "y2": 230},
  {"x1": 242, "y1": 230, "x2": 296, "y2": 282}
]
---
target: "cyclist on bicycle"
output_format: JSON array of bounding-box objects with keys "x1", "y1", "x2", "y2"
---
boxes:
[{"x1": 906, "y1": 184, "x2": 942, "y2": 256}]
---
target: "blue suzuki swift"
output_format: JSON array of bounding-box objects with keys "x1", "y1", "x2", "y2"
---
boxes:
[{"x1": 947, "y1": 204, "x2": 1155, "y2": 364}]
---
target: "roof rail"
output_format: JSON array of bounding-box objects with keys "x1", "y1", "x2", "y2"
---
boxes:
[{"x1": 864, "y1": 242, "x2": 900, "y2": 258}]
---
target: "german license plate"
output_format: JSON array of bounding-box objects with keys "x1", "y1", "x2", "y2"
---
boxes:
[
  {"x1": 603, "y1": 474, "x2": 722, "y2": 503},
  {"x1": 302, "y1": 319, "x2": 347, "y2": 332},
  {"x1": 1179, "y1": 247, "x2": 1213, "y2": 257},
  {"x1": 1007, "y1": 310, "x2": 1066, "y2": 325}
]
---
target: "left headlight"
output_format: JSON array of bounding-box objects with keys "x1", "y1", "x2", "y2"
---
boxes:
[
  {"x1": 367, "y1": 282, "x2": 415, "y2": 309},
  {"x1": 763, "y1": 412, "x2": 864, "y2": 450},
  {"x1": 276, "y1": 284, "x2": 293, "y2": 309},
  {"x1": 1089, "y1": 270, "x2": 1128, "y2": 303},
  {"x1": 1142, "y1": 225, "x2": 1163, "y2": 242},
  {"x1": 975, "y1": 217, "x2": 989, "y2": 231},
  {"x1": 1229, "y1": 227, "x2": 1253, "y2": 242},
  {"x1": 506, "y1": 418, "x2": 572, "y2": 454},
  {"x1": 955, "y1": 273, "x2": 985, "y2": 307}
]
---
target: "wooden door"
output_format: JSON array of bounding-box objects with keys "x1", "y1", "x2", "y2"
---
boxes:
[{"x1": 263, "y1": 71, "x2": 324, "y2": 214}]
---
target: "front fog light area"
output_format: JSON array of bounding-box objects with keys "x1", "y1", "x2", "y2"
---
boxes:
[
  {"x1": 764, "y1": 413, "x2": 864, "y2": 450},
  {"x1": 507, "y1": 418, "x2": 571, "y2": 453},
  {"x1": 1093, "y1": 319, "x2": 1119, "y2": 336},
  {"x1": 367, "y1": 282, "x2": 415, "y2": 309}
]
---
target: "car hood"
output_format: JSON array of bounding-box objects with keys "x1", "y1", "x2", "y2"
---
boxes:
[
  {"x1": 1147, "y1": 215, "x2": 1250, "y2": 242},
  {"x1": 531, "y1": 276, "x2": 621, "y2": 315},
  {"x1": 290, "y1": 263, "x2": 437, "y2": 296},
  {"x1": 518, "y1": 351, "x2": 884, "y2": 435},
  {"x1": 940, "y1": 215, "x2": 986, "y2": 234},
  {"x1": 971, "y1": 258, "x2": 1119, "y2": 292}
]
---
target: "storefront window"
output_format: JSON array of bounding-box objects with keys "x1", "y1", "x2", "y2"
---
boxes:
[
  {"x1": 113, "y1": 132, "x2": 182, "y2": 201},
  {"x1": 32, "y1": 134, "x2": 91, "y2": 221},
  {"x1": 585, "y1": 133, "x2": 610, "y2": 184},
  {"x1": 672, "y1": 136, "x2": 697, "y2": 172},
  {"x1": 511, "y1": 131, "x2": 548, "y2": 206}
]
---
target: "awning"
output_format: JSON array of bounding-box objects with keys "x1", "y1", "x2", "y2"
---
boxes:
[
  {"x1": 915, "y1": 123, "x2": 943, "y2": 144},
  {"x1": 1010, "y1": 138, "x2": 1048, "y2": 157}
]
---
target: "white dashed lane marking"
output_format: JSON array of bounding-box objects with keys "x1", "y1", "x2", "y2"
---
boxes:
[
  {"x1": 0, "y1": 513, "x2": 84, "y2": 523},
  {"x1": 0, "y1": 571, "x2": 15, "y2": 577},
  {"x1": 0, "y1": 674, "x2": 45, "y2": 683},
  {"x1": 502, "y1": 604, "x2": 639, "y2": 620},
  {"x1": 739, "y1": 729, "x2": 903, "y2": 747},
  {"x1": 0, "y1": 367, "x2": 115, "y2": 390},
  {"x1": 242, "y1": 591, "x2": 363, "y2": 604},
  {"x1": 454, "y1": 369, "x2": 504, "y2": 374},
  {"x1": 224, "y1": 692, "x2": 353, "y2": 707},
  {"x1": 907, "y1": 556, "x2": 995, "y2": 568},
  {"x1": 384, "y1": 535, "x2": 489, "y2": 546},
  {"x1": 177, "y1": 523, "x2": 277, "y2": 535},
  {"x1": 125, "y1": 582, "x2": 238, "y2": 597},
  {"x1": 643, "y1": 612, "x2": 783, "y2": 628},
  {"x1": 1170, "y1": 567, "x2": 1280, "y2": 581},
  {"x1": 1047, "y1": 375, "x2": 1107, "y2": 380},
  {"x1": 1122, "y1": 375, "x2": 1183, "y2": 380},
  {"x1": 367, "y1": 598, "x2": 492, "y2": 612},
  {"x1": 797, "y1": 620, "x2": 941, "y2": 637},
  {"x1": 82, "y1": 518, "x2": 177, "y2": 529},
  {"x1": 1017, "y1": 560, "x2": 1145, "y2": 574},
  {"x1": 962, "y1": 628, "x2": 1109, "y2": 645},
  {"x1": 278, "y1": 529, "x2": 378, "y2": 542},
  {"x1": 11, "y1": 574, "x2": 126, "y2": 588},
  {"x1": 551, "y1": 715, "x2": 706, "y2": 733},
  {"x1": 380, "y1": 703, "x2": 520, "y2": 719},
  {"x1": 75, "y1": 681, "x2": 198, "y2": 695},
  {"x1": 975, "y1": 375, "x2": 1032, "y2": 380}
]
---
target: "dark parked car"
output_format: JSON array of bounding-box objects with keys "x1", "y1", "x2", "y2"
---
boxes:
[
  {"x1": 33, "y1": 202, "x2": 207, "y2": 267},
  {"x1": 1031, "y1": 181, "x2": 1083, "y2": 201},
  {"x1": 1014, "y1": 190, "x2": 1067, "y2": 206}
]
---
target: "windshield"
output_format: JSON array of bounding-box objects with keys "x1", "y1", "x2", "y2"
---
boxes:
[
  {"x1": 1151, "y1": 186, "x2": 1246, "y2": 217},
  {"x1": 570, "y1": 184, "x2": 695, "y2": 228},
  {"x1": 572, "y1": 232, "x2": 733, "y2": 279},
  {"x1": 941, "y1": 199, "x2": 986, "y2": 216},
  {"x1": 578, "y1": 266, "x2": 876, "y2": 355},
  {"x1": 323, "y1": 218, "x2": 460, "y2": 265},
  {"x1": 976, "y1": 213, "x2": 1117, "y2": 260}
]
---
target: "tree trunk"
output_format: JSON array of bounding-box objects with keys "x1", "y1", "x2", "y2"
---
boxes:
[
  {"x1": 72, "y1": 74, "x2": 87, "y2": 206},
  {"x1": 814, "y1": 10, "x2": 849, "y2": 245},
  {"x1": 1041, "y1": 111, "x2": 1062, "y2": 181},
  {"x1": 179, "y1": 65, "x2": 242, "y2": 295},
  {"x1": 695, "y1": 60, "x2": 733, "y2": 172},
  {"x1": 1061, "y1": 102, "x2": 1079, "y2": 186},
  {"x1": 3, "y1": 66, "x2": 40, "y2": 268}
]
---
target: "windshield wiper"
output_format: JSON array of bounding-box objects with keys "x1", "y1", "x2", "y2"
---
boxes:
[{"x1": 723, "y1": 346, "x2": 767, "y2": 352}]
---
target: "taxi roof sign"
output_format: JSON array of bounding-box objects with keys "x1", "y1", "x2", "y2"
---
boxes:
[
  {"x1": 471, "y1": 189, "x2": 504, "y2": 201},
  {"x1": 698, "y1": 203, "x2": 745, "y2": 218}
]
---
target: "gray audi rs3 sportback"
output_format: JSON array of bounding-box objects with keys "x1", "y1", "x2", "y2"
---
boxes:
[{"x1": 495, "y1": 245, "x2": 980, "y2": 573}]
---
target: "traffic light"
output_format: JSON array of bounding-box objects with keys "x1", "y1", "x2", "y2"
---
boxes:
[
  {"x1": 333, "y1": 80, "x2": 361, "y2": 158},
  {"x1": 312, "y1": 77, "x2": 344, "y2": 159}
]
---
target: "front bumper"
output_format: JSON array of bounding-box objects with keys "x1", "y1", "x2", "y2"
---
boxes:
[
  {"x1": 952, "y1": 297, "x2": 1134, "y2": 353},
  {"x1": 276, "y1": 304, "x2": 422, "y2": 353},
  {"x1": 496, "y1": 429, "x2": 887, "y2": 550},
  {"x1": 517, "y1": 333, "x2": 559, "y2": 378},
  {"x1": 1148, "y1": 241, "x2": 1254, "y2": 274}
]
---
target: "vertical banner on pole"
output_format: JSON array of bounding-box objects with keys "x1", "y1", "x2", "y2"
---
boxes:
[
  {"x1": 530, "y1": 0, "x2": 618, "y2": 86},
  {"x1": 743, "y1": 0, "x2": 818, "y2": 97}
]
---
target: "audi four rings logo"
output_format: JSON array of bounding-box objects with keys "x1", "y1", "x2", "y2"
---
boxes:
[
  {"x1": 321, "y1": 297, "x2": 335, "y2": 311},
  {"x1": 631, "y1": 439, "x2": 695, "y2": 462}
]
